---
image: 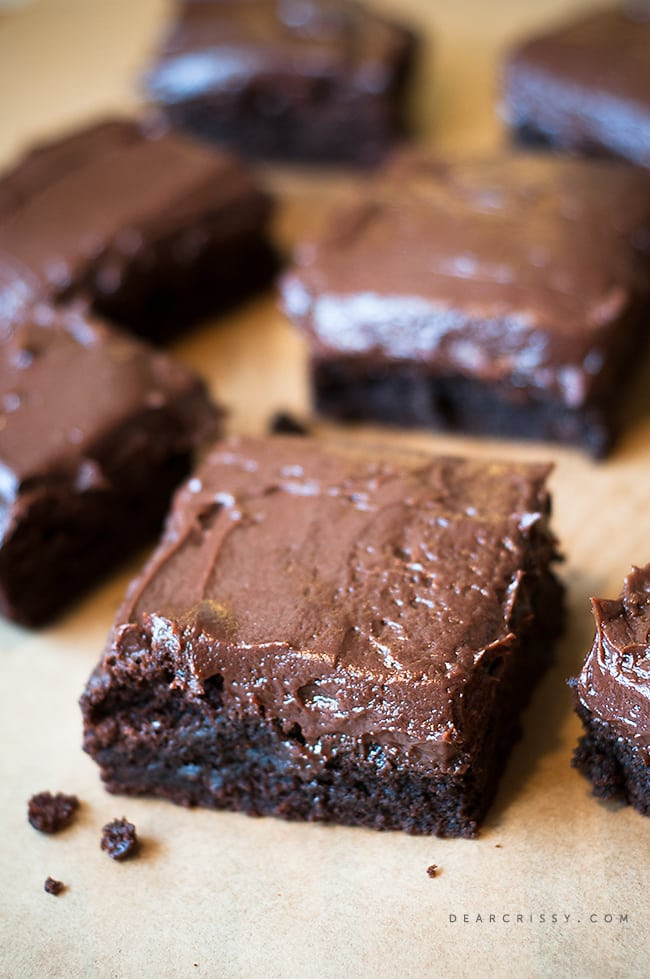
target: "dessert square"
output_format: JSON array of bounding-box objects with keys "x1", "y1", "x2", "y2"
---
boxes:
[
  {"x1": 503, "y1": 7, "x2": 650, "y2": 168},
  {"x1": 0, "y1": 118, "x2": 275, "y2": 341},
  {"x1": 281, "y1": 152, "x2": 650, "y2": 457},
  {"x1": 0, "y1": 303, "x2": 220, "y2": 626},
  {"x1": 144, "y1": 0, "x2": 416, "y2": 165},
  {"x1": 82, "y1": 435, "x2": 564, "y2": 837},
  {"x1": 571, "y1": 566, "x2": 650, "y2": 818}
]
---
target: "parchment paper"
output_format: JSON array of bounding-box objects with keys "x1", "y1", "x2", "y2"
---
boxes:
[{"x1": 0, "y1": 2, "x2": 648, "y2": 976}]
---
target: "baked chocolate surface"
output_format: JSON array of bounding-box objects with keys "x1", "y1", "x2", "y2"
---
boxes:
[
  {"x1": 0, "y1": 118, "x2": 275, "y2": 340},
  {"x1": 572, "y1": 565, "x2": 650, "y2": 817},
  {"x1": 503, "y1": 7, "x2": 650, "y2": 167},
  {"x1": 82, "y1": 435, "x2": 564, "y2": 837},
  {"x1": 281, "y1": 152, "x2": 650, "y2": 456},
  {"x1": 144, "y1": 0, "x2": 416, "y2": 165},
  {"x1": 0, "y1": 303, "x2": 220, "y2": 626}
]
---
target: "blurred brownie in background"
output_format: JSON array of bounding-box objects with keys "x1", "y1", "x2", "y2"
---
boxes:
[
  {"x1": 503, "y1": 6, "x2": 650, "y2": 168},
  {"x1": 0, "y1": 118, "x2": 275, "y2": 341},
  {"x1": 281, "y1": 151, "x2": 650, "y2": 456},
  {"x1": 144, "y1": 0, "x2": 417, "y2": 165}
]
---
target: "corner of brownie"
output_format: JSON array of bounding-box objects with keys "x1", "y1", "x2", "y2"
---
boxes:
[{"x1": 82, "y1": 435, "x2": 565, "y2": 837}]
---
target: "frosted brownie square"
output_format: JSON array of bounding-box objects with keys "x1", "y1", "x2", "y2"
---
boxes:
[
  {"x1": 281, "y1": 152, "x2": 650, "y2": 456},
  {"x1": 82, "y1": 435, "x2": 564, "y2": 837}
]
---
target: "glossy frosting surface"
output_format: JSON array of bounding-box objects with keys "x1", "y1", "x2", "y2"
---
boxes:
[
  {"x1": 282, "y1": 153, "x2": 650, "y2": 406},
  {"x1": 146, "y1": 0, "x2": 407, "y2": 102},
  {"x1": 576, "y1": 565, "x2": 650, "y2": 749},
  {"x1": 107, "y1": 435, "x2": 559, "y2": 774}
]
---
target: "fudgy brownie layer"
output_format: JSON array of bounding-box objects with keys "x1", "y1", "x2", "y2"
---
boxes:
[
  {"x1": 1, "y1": 451, "x2": 190, "y2": 627},
  {"x1": 82, "y1": 565, "x2": 563, "y2": 837},
  {"x1": 313, "y1": 360, "x2": 613, "y2": 458},
  {"x1": 573, "y1": 705, "x2": 650, "y2": 818}
]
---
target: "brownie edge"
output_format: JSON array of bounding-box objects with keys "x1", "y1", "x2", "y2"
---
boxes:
[
  {"x1": 571, "y1": 566, "x2": 650, "y2": 817},
  {"x1": 82, "y1": 436, "x2": 564, "y2": 837}
]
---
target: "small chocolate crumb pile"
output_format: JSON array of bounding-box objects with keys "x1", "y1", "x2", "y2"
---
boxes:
[
  {"x1": 44, "y1": 876, "x2": 65, "y2": 896},
  {"x1": 426, "y1": 864, "x2": 439, "y2": 878},
  {"x1": 269, "y1": 411, "x2": 310, "y2": 436},
  {"x1": 100, "y1": 818, "x2": 139, "y2": 861},
  {"x1": 28, "y1": 791, "x2": 79, "y2": 834}
]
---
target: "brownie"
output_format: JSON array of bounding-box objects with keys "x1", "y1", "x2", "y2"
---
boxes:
[
  {"x1": 0, "y1": 118, "x2": 275, "y2": 341},
  {"x1": 0, "y1": 303, "x2": 219, "y2": 626},
  {"x1": 100, "y1": 818, "x2": 139, "y2": 860},
  {"x1": 143, "y1": 0, "x2": 416, "y2": 166},
  {"x1": 503, "y1": 7, "x2": 650, "y2": 168},
  {"x1": 82, "y1": 435, "x2": 564, "y2": 838},
  {"x1": 281, "y1": 152, "x2": 650, "y2": 457},
  {"x1": 571, "y1": 565, "x2": 650, "y2": 818},
  {"x1": 28, "y1": 791, "x2": 79, "y2": 833}
]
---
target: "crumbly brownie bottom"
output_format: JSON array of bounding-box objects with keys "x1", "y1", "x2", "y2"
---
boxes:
[
  {"x1": 572, "y1": 705, "x2": 650, "y2": 818},
  {"x1": 161, "y1": 96, "x2": 408, "y2": 167},
  {"x1": 313, "y1": 360, "x2": 615, "y2": 458},
  {"x1": 0, "y1": 451, "x2": 191, "y2": 627},
  {"x1": 510, "y1": 123, "x2": 618, "y2": 162},
  {"x1": 92, "y1": 236, "x2": 278, "y2": 343},
  {"x1": 82, "y1": 570, "x2": 563, "y2": 837}
]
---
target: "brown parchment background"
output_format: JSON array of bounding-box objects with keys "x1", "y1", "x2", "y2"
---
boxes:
[{"x1": 0, "y1": 1, "x2": 649, "y2": 976}]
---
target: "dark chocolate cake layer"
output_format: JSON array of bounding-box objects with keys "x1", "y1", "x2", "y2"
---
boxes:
[
  {"x1": 0, "y1": 303, "x2": 220, "y2": 626},
  {"x1": 82, "y1": 436, "x2": 564, "y2": 837},
  {"x1": 144, "y1": 0, "x2": 416, "y2": 165},
  {"x1": 281, "y1": 152, "x2": 650, "y2": 456},
  {"x1": 0, "y1": 118, "x2": 275, "y2": 340},
  {"x1": 571, "y1": 566, "x2": 650, "y2": 818},
  {"x1": 503, "y1": 7, "x2": 650, "y2": 168}
]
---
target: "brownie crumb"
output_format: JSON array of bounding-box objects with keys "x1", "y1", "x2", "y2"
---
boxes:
[
  {"x1": 100, "y1": 818, "x2": 139, "y2": 861},
  {"x1": 495, "y1": 844, "x2": 502, "y2": 848},
  {"x1": 28, "y1": 791, "x2": 79, "y2": 834},
  {"x1": 269, "y1": 411, "x2": 310, "y2": 436},
  {"x1": 426, "y1": 864, "x2": 439, "y2": 878},
  {"x1": 44, "y1": 877, "x2": 65, "y2": 896}
]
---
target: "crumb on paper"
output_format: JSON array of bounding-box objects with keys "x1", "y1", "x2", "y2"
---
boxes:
[
  {"x1": 100, "y1": 817, "x2": 140, "y2": 861},
  {"x1": 28, "y1": 791, "x2": 79, "y2": 834},
  {"x1": 495, "y1": 844, "x2": 502, "y2": 848},
  {"x1": 426, "y1": 864, "x2": 439, "y2": 878},
  {"x1": 44, "y1": 877, "x2": 65, "y2": 896},
  {"x1": 269, "y1": 411, "x2": 310, "y2": 435}
]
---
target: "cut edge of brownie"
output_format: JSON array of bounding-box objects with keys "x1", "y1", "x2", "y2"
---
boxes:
[
  {"x1": 571, "y1": 700, "x2": 650, "y2": 818},
  {"x1": 312, "y1": 360, "x2": 619, "y2": 459}
]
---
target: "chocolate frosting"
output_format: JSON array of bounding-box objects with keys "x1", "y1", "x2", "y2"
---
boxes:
[
  {"x1": 0, "y1": 303, "x2": 218, "y2": 538},
  {"x1": 0, "y1": 118, "x2": 270, "y2": 319},
  {"x1": 506, "y1": 8, "x2": 650, "y2": 166},
  {"x1": 146, "y1": 0, "x2": 408, "y2": 103},
  {"x1": 575, "y1": 566, "x2": 650, "y2": 752},
  {"x1": 281, "y1": 153, "x2": 650, "y2": 408},
  {"x1": 100, "y1": 436, "x2": 560, "y2": 776}
]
